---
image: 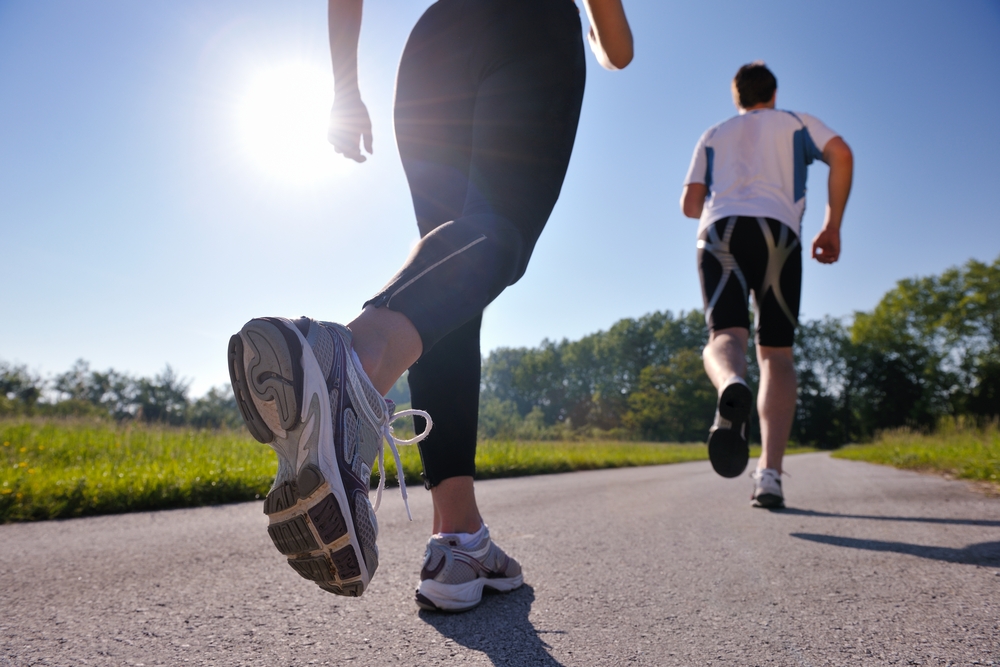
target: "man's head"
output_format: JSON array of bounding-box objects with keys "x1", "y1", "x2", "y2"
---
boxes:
[{"x1": 732, "y1": 62, "x2": 777, "y2": 111}]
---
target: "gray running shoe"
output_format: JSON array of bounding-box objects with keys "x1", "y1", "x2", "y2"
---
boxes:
[
  {"x1": 414, "y1": 526, "x2": 523, "y2": 612},
  {"x1": 750, "y1": 467, "x2": 785, "y2": 508},
  {"x1": 707, "y1": 377, "x2": 752, "y2": 478},
  {"x1": 228, "y1": 317, "x2": 429, "y2": 597}
]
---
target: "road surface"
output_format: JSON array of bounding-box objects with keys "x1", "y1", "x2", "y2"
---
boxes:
[{"x1": 1, "y1": 453, "x2": 998, "y2": 666}]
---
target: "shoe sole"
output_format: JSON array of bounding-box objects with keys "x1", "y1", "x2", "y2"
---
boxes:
[
  {"x1": 752, "y1": 493, "x2": 785, "y2": 509},
  {"x1": 228, "y1": 317, "x2": 371, "y2": 597},
  {"x1": 414, "y1": 574, "x2": 524, "y2": 613},
  {"x1": 707, "y1": 382, "x2": 752, "y2": 478}
]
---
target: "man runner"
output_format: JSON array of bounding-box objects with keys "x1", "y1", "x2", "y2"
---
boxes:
[{"x1": 680, "y1": 62, "x2": 853, "y2": 507}]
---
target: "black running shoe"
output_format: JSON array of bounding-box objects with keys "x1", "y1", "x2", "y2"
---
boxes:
[{"x1": 707, "y1": 377, "x2": 752, "y2": 478}]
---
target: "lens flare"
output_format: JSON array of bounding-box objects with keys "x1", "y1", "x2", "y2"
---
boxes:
[{"x1": 237, "y1": 63, "x2": 347, "y2": 184}]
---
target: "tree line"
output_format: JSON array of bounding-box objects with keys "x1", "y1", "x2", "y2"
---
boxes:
[
  {"x1": 3, "y1": 255, "x2": 997, "y2": 445},
  {"x1": 0, "y1": 360, "x2": 242, "y2": 428},
  {"x1": 478, "y1": 255, "x2": 1000, "y2": 446}
]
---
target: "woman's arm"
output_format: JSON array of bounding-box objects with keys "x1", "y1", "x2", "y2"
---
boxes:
[
  {"x1": 328, "y1": 0, "x2": 373, "y2": 162},
  {"x1": 581, "y1": 0, "x2": 633, "y2": 70}
]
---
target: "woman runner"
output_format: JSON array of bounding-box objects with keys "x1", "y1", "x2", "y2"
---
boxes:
[{"x1": 228, "y1": 0, "x2": 632, "y2": 611}]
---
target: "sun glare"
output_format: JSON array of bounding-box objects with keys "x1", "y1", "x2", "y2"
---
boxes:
[{"x1": 237, "y1": 63, "x2": 346, "y2": 184}]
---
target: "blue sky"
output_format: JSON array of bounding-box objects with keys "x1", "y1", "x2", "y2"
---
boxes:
[{"x1": 2, "y1": 0, "x2": 999, "y2": 397}]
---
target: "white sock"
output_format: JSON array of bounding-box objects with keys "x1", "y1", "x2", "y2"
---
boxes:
[
  {"x1": 349, "y1": 348, "x2": 376, "y2": 387},
  {"x1": 435, "y1": 522, "x2": 487, "y2": 548}
]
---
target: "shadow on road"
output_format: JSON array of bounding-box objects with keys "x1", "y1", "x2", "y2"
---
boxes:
[
  {"x1": 790, "y1": 533, "x2": 1000, "y2": 566},
  {"x1": 418, "y1": 584, "x2": 565, "y2": 666},
  {"x1": 776, "y1": 508, "x2": 1000, "y2": 528}
]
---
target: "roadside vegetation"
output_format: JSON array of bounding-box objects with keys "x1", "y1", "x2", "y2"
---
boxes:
[
  {"x1": 0, "y1": 419, "x2": 274, "y2": 522},
  {"x1": 0, "y1": 417, "x2": 816, "y2": 523},
  {"x1": 4, "y1": 255, "x2": 998, "y2": 447},
  {"x1": 833, "y1": 419, "x2": 1000, "y2": 490},
  {"x1": 2, "y1": 255, "x2": 997, "y2": 521}
]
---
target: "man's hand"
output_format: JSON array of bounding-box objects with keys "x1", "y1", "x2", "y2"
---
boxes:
[
  {"x1": 811, "y1": 226, "x2": 841, "y2": 264},
  {"x1": 328, "y1": 95, "x2": 372, "y2": 163},
  {"x1": 814, "y1": 136, "x2": 852, "y2": 264}
]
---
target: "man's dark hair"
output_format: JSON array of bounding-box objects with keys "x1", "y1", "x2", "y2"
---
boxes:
[{"x1": 733, "y1": 62, "x2": 777, "y2": 109}]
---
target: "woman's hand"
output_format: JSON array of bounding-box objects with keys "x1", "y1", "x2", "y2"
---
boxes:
[
  {"x1": 328, "y1": 0, "x2": 370, "y2": 162},
  {"x1": 328, "y1": 94, "x2": 373, "y2": 163},
  {"x1": 582, "y1": 0, "x2": 633, "y2": 70}
]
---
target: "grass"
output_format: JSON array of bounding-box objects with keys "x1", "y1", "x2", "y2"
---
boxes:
[
  {"x1": 832, "y1": 419, "x2": 1000, "y2": 489},
  {"x1": 1, "y1": 417, "x2": 813, "y2": 523},
  {"x1": 1, "y1": 419, "x2": 277, "y2": 522}
]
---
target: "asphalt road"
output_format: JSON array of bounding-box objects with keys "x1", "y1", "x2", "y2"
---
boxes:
[{"x1": 2, "y1": 453, "x2": 998, "y2": 666}]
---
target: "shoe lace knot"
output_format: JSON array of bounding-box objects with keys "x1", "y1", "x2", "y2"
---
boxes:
[{"x1": 374, "y1": 402, "x2": 433, "y2": 521}]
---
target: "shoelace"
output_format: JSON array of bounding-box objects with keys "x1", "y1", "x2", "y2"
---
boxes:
[{"x1": 374, "y1": 405, "x2": 433, "y2": 521}]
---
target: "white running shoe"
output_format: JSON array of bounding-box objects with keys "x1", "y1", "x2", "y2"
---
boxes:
[
  {"x1": 228, "y1": 317, "x2": 430, "y2": 596},
  {"x1": 750, "y1": 467, "x2": 784, "y2": 508},
  {"x1": 414, "y1": 525, "x2": 523, "y2": 612}
]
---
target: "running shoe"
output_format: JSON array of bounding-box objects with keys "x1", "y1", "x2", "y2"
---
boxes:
[
  {"x1": 227, "y1": 317, "x2": 430, "y2": 597},
  {"x1": 750, "y1": 467, "x2": 785, "y2": 508},
  {"x1": 414, "y1": 525, "x2": 523, "y2": 612},
  {"x1": 707, "y1": 377, "x2": 753, "y2": 478}
]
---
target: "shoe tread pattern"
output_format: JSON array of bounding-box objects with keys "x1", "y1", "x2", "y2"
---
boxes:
[
  {"x1": 228, "y1": 334, "x2": 274, "y2": 444},
  {"x1": 709, "y1": 382, "x2": 752, "y2": 478},
  {"x1": 307, "y1": 494, "x2": 349, "y2": 544},
  {"x1": 331, "y1": 546, "x2": 361, "y2": 579},
  {"x1": 708, "y1": 428, "x2": 749, "y2": 478},
  {"x1": 267, "y1": 515, "x2": 320, "y2": 555},
  {"x1": 296, "y1": 465, "x2": 323, "y2": 499},
  {"x1": 244, "y1": 321, "x2": 300, "y2": 431},
  {"x1": 319, "y1": 581, "x2": 364, "y2": 597},
  {"x1": 263, "y1": 481, "x2": 299, "y2": 515},
  {"x1": 288, "y1": 554, "x2": 336, "y2": 582}
]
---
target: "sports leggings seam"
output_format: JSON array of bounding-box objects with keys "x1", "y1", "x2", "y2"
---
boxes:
[{"x1": 386, "y1": 235, "x2": 488, "y2": 309}]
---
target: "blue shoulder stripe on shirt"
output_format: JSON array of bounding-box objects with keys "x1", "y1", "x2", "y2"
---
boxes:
[
  {"x1": 783, "y1": 111, "x2": 823, "y2": 202},
  {"x1": 705, "y1": 146, "x2": 714, "y2": 191}
]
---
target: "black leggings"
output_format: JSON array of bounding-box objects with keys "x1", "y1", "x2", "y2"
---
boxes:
[{"x1": 365, "y1": 0, "x2": 586, "y2": 486}]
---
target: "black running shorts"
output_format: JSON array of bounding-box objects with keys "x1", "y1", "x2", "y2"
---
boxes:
[{"x1": 697, "y1": 216, "x2": 802, "y2": 348}]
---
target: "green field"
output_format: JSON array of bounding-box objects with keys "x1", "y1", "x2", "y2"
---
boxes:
[
  {"x1": 0, "y1": 418, "x2": 810, "y2": 523},
  {"x1": 833, "y1": 420, "x2": 1000, "y2": 488}
]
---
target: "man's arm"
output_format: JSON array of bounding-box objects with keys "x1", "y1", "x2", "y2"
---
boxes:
[
  {"x1": 328, "y1": 0, "x2": 372, "y2": 163},
  {"x1": 581, "y1": 0, "x2": 633, "y2": 70},
  {"x1": 680, "y1": 183, "x2": 707, "y2": 219},
  {"x1": 811, "y1": 136, "x2": 853, "y2": 264}
]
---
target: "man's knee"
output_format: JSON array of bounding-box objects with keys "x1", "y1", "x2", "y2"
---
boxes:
[
  {"x1": 757, "y1": 345, "x2": 795, "y2": 372},
  {"x1": 707, "y1": 326, "x2": 750, "y2": 347}
]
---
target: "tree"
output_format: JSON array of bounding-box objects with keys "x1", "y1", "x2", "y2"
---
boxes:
[
  {"x1": 0, "y1": 361, "x2": 43, "y2": 408},
  {"x1": 188, "y1": 385, "x2": 242, "y2": 429},
  {"x1": 792, "y1": 318, "x2": 852, "y2": 447},
  {"x1": 624, "y1": 349, "x2": 716, "y2": 442},
  {"x1": 134, "y1": 366, "x2": 190, "y2": 424},
  {"x1": 53, "y1": 359, "x2": 139, "y2": 419}
]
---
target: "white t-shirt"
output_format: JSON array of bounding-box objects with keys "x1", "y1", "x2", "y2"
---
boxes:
[{"x1": 684, "y1": 109, "x2": 838, "y2": 237}]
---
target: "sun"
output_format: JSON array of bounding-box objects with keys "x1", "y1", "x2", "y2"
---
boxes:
[{"x1": 236, "y1": 62, "x2": 347, "y2": 184}]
